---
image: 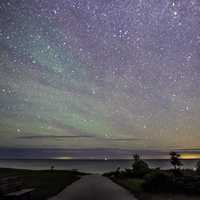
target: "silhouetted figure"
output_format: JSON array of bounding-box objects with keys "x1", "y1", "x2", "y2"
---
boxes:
[
  {"x1": 51, "y1": 165, "x2": 55, "y2": 171},
  {"x1": 196, "y1": 160, "x2": 200, "y2": 174},
  {"x1": 116, "y1": 167, "x2": 121, "y2": 173}
]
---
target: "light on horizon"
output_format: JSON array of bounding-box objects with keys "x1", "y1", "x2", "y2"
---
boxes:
[{"x1": 180, "y1": 153, "x2": 200, "y2": 160}]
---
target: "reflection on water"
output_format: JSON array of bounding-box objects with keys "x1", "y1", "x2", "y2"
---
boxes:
[{"x1": 52, "y1": 156, "x2": 72, "y2": 160}]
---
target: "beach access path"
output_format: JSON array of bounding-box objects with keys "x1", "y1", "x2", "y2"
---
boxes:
[{"x1": 49, "y1": 175, "x2": 138, "y2": 200}]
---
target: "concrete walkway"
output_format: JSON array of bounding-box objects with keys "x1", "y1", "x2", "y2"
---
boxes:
[{"x1": 49, "y1": 175, "x2": 138, "y2": 200}]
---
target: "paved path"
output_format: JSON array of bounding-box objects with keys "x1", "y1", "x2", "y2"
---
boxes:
[{"x1": 49, "y1": 175, "x2": 138, "y2": 200}]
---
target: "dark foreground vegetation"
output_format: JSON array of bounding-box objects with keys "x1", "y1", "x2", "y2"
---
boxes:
[
  {"x1": 104, "y1": 152, "x2": 200, "y2": 200},
  {"x1": 0, "y1": 168, "x2": 85, "y2": 200}
]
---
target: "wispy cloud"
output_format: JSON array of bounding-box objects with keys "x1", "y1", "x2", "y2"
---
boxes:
[
  {"x1": 106, "y1": 137, "x2": 147, "y2": 141},
  {"x1": 16, "y1": 134, "x2": 94, "y2": 139},
  {"x1": 16, "y1": 134, "x2": 145, "y2": 142}
]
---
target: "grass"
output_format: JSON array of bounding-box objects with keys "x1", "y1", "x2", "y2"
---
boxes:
[
  {"x1": 112, "y1": 176, "x2": 200, "y2": 200},
  {"x1": 136, "y1": 193, "x2": 200, "y2": 200},
  {"x1": 0, "y1": 168, "x2": 85, "y2": 200},
  {"x1": 114, "y1": 178, "x2": 144, "y2": 193}
]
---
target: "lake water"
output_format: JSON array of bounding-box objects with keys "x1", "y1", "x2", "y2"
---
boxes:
[{"x1": 0, "y1": 159, "x2": 198, "y2": 173}]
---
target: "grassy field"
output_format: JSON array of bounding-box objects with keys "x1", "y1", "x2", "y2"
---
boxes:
[{"x1": 0, "y1": 168, "x2": 85, "y2": 200}]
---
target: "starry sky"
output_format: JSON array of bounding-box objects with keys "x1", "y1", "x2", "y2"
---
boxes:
[{"x1": 0, "y1": 0, "x2": 200, "y2": 155}]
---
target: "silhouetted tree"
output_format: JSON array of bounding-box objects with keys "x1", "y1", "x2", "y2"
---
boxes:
[
  {"x1": 132, "y1": 154, "x2": 149, "y2": 177},
  {"x1": 169, "y1": 152, "x2": 182, "y2": 170}
]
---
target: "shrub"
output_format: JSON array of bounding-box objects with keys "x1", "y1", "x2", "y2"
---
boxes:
[
  {"x1": 143, "y1": 170, "x2": 174, "y2": 192},
  {"x1": 132, "y1": 154, "x2": 150, "y2": 178}
]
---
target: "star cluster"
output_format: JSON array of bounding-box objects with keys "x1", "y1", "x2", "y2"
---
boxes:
[{"x1": 0, "y1": 0, "x2": 200, "y2": 151}]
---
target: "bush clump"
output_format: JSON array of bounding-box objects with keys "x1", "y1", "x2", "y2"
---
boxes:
[
  {"x1": 132, "y1": 154, "x2": 150, "y2": 178},
  {"x1": 143, "y1": 170, "x2": 174, "y2": 192}
]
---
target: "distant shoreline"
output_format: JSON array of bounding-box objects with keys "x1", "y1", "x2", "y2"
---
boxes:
[
  {"x1": 0, "y1": 159, "x2": 198, "y2": 173},
  {"x1": 0, "y1": 158, "x2": 199, "y2": 161}
]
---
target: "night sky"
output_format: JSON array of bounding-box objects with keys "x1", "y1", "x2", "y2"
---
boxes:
[{"x1": 0, "y1": 0, "x2": 200, "y2": 156}]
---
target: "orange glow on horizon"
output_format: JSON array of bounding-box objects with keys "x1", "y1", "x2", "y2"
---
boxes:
[{"x1": 180, "y1": 153, "x2": 200, "y2": 160}]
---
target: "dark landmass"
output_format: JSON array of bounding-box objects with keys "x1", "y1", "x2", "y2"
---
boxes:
[
  {"x1": 0, "y1": 168, "x2": 86, "y2": 200},
  {"x1": 104, "y1": 153, "x2": 200, "y2": 200}
]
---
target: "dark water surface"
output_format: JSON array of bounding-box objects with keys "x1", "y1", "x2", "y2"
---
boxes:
[{"x1": 0, "y1": 159, "x2": 198, "y2": 173}]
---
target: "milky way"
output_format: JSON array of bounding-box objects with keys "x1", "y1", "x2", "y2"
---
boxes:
[{"x1": 0, "y1": 0, "x2": 200, "y2": 151}]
